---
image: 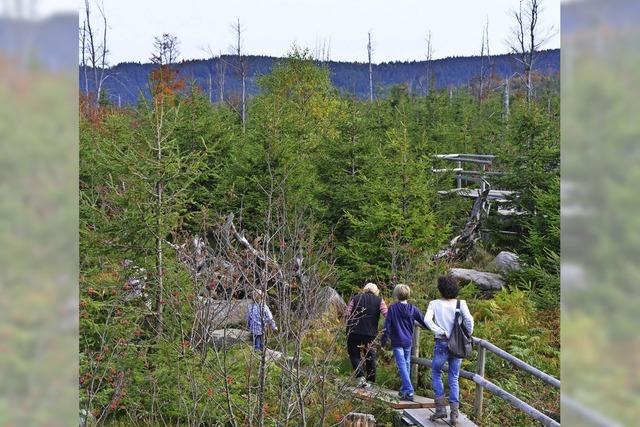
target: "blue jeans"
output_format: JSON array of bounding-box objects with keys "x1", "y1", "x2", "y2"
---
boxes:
[
  {"x1": 392, "y1": 346, "x2": 414, "y2": 396},
  {"x1": 432, "y1": 339, "x2": 462, "y2": 403},
  {"x1": 253, "y1": 334, "x2": 263, "y2": 350}
]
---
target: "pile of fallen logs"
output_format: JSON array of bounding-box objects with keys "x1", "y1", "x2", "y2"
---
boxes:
[{"x1": 162, "y1": 213, "x2": 345, "y2": 348}]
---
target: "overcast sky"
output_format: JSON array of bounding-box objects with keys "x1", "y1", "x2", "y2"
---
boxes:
[{"x1": 75, "y1": 0, "x2": 560, "y2": 65}]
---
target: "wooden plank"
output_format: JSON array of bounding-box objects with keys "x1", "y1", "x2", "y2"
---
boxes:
[
  {"x1": 496, "y1": 208, "x2": 526, "y2": 216},
  {"x1": 433, "y1": 154, "x2": 496, "y2": 165},
  {"x1": 434, "y1": 153, "x2": 496, "y2": 159},
  {"x1": 401, "y1": 416, "x2": 416, "y2": 425},
  {"x1": 480, "y1": 228, "x2": 521, "y2": 235},
  {"x1": 403, "y1": 409, "x2": 440, "y2": 427},
  {"x1": 348, "y1": 386, "x2": 436, "y2": 409},
  {"x1": 404, "y1": 408, "x2": 478, "y2": 427},
  {"x1": 432, "y1": 168, "x2": 464, "y2": 173},
  {"x1": 432, "y1": 169, "x2": 506, "y2": 177},
  {"x1": 437, "y1": 188, "x2": 515, "y2": 203},
  {"x1": 456, "y1": 411, "x2": 478, "y2": 427}
]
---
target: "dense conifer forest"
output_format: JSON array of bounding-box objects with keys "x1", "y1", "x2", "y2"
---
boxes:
[
  {"x1": 79, "y1": 48, "x2": 559, "y2": 105},
  {"x1": 80, "y1": 48, "x2": 559, "y2": 426}
]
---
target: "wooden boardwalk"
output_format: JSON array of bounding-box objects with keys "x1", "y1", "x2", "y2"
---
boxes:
[
  {"x1": 402, "y1": 407, "x2": 477, "y2": 427},
  {"x1": 437, "y1": 188, "x2": 515, "y2": 203},
  {"x1": 348, "y1": 386, "x2": 436, "y2": 410},
  {"x1": 349, "y1": 386, "x2": 478, "y2": 427}
]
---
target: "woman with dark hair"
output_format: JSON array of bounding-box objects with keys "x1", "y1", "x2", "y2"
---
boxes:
[{"x1": 424, "y1": 276, "x2": 474, "y2": 425}]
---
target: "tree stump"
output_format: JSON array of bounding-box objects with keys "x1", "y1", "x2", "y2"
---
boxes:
[{"x1": 341, "y1": 412, "x2": 376, "y2": 426}]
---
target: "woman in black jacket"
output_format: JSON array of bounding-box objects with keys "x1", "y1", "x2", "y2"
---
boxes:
[{"x1": 345, "y1": 283, "x2": 388, "y2": 387}]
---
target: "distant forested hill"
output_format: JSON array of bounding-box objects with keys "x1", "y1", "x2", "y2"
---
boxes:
[{"x1": 80, "y1": 49, "x2": 559, "y2": 105}]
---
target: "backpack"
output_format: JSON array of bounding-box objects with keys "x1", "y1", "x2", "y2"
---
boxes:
[{"x1": 447, "y1": 300, "x2": 473, "y2": 359}]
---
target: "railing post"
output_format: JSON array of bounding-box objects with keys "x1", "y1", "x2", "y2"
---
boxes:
[
  {"x1": 473, "y1": 345, "x2": 486, "y2": 421},
  {"x1": 411, "y1": 328, "x2": 420, "y2": 385}
]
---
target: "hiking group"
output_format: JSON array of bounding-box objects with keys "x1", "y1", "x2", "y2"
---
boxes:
[
  {"x1": 345, "y1": 276, "x2": 474, "y2": 425},
  {"x1": 246, "y1": 276, "x2": 474, "y2": 425}
]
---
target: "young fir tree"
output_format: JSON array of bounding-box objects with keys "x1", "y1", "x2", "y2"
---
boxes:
[
  {"x1": 231, "y1": 48, "x2": 343, "y2": 233},
  {"x1": 340, "y1": 103, "x2": 445, "y2": 288},
  {"x1": 170, "y1": 86, "x2": 240, "y2": 223},
  {"x1": 316, "y1": 98, "x2": 370, "y2": 238},
  {"x1": 81, "y1": 65, "x2": 204, "y2": 336}
]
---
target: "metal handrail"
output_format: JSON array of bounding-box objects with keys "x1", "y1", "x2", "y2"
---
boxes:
[
  {"x1": 411, "y1": 356, "x2": 560, "y2": 427},
  {"x1": 410, "y1": 332, "x2": 560, "y2": 426},
  {"x1": 472, "y1": 337, "x2": 560, "y2": 389}
]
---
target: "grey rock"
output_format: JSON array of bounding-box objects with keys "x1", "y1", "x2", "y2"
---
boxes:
[
  {"x1": 322, "y1": 286, "x2": 347, "y2": 311},
  {"x1": 209, "y1": 328, "x2": 251, "y2": 347},
  {"x1": 491, "y1": 251, "x2": 521, "y2": 272},
  {"x1": 311, "y1": 286, "x2": 347, "y2": 321},
  {"x1": 198, "y1": 298, "x2": 252, "y2": 328},
  {"x1": 449, "y1": 268, "x2": 504, "y2": 291}
]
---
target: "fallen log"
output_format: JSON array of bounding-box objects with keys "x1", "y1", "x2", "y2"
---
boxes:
[{"x1": 449, "y1": 268, "x2": 504, "y2": 291}]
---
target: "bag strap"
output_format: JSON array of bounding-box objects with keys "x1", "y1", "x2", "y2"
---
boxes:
[
  {"x1": 455, "y1": 299, "x2": 471, "y2": 336},
  {"x1": 448, "y1": 299, "x2": 460, "y2": 337},
  {"x1": 351, "y1": 294, "x2": 362, "y2": 314}
]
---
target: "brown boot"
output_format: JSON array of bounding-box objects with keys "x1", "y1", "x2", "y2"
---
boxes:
[
  {"x1": 429, "y1": 396, "x2": 447, "y2": 421},
  {"x1": 449, "y1": 402, "x2": 459, "y2": 425}
]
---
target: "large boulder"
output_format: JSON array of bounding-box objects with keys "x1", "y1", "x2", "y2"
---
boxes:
[
  {"x1": 209, "y1": 328, "x2": 251, "y2": 347},
  {"x1": 312, "y1": 286, "x2": 347, "y2": 321},
  {"x1": 449, "y1": 268, "x2": 504, "y2": 291},
  {"x1": 198, "y1": 298, "x2": 252, "y2": 329},
  {"x1": 491, "y1": 251, "x2": 521, "y2": 272}
]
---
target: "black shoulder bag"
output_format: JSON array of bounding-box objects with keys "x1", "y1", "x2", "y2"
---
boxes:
[{"x1": 447, "y1": 299, "x2": 473, "y2": 359}]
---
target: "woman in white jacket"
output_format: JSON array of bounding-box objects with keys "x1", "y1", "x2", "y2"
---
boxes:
[{"x1": 424, "y1": 276, "x2": 474, "y2": 425}]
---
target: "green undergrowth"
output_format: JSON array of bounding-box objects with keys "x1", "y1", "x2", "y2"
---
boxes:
[
  {"x1": 90, "y1": 285, "x2": 558, "y2": 426},
  {"x1": 80, "y1": 52, "x2": 559, "y2": 425},
  {"x1": 328, "y1": 282, "x2": 559, "y2": 426}
]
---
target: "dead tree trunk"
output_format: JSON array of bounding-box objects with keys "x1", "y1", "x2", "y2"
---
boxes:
[
  {"x1": 217, "y1": 54, "x2": 226, "y2": 104},
  {"x1": 83, "y1": 0, "x2": 109, "y2": 103},
  {"x1": 367, "y1": 31, "x2": 373, "y2": 102},
  {"x1": 148, "y1": 35, "x2": 180, "y2": 337},
  {"x1": 479, "y1": 18, "x2": 490, "y2": 104},
  {"x1": 155, "y1": 105, "x2": 165, "y2": 336},
  {"x1": 425, "y1": 30, "x2": 433, "y2": 97},
  {"x1": 503, "y1": 77, "x2": 510, "y2": 120},
  {"x1": 80, "y1": 20, "x2": 89, "y2": 95},
  {"x1": 508, "y1": 0, "x2": 553, "y2": 106},
  {"x1": 232, "y1": 19, "x2": 247, "y2": 132}
]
